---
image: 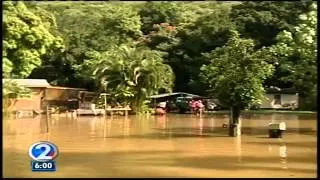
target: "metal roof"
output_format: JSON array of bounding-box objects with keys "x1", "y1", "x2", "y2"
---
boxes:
[
  {"x1": 48, "y1": 86, "x2": 86, "y2": 90},
  {"x1": 149, "y1": 92, "x2": 202, "y2": 99},
  {"x1": 149, "y1": 92, "x2": 180, "y2": 98},
  {"x1": 265, "y1": 87, "x2": 298, "y2": 94},
  {"x1": 3, "y1": 79, "x2": 51, "y2": 88}
]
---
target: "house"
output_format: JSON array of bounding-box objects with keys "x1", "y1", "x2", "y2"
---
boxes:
[
  {"x1": 3, "y1": 79, "x2": 50, "y2": 113},
  {"x1": 46, "y1": 86, "x2": 86, "y2": 110},
  {"x1": 259, "y1": 87, "x2": 299, "y2": 109},
  {"x1": 3, "y1": 79, "x2": 95, "y2": 113}
]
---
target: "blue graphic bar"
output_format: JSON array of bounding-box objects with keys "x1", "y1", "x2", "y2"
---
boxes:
[{"x1": 31, "y1": 161, "x2": 56, "y2": 172}]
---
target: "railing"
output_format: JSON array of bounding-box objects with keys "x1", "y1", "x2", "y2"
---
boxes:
[{"x1": 105, "y1": 107, "x2": 132, "y2": 117}]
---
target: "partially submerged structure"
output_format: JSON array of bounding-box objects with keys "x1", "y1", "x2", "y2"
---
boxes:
[
  {"x1": 149, "y1": 92, "x2": 206, "y2": 113},
  {"x1": 260, "y1": 87, "x2": 299, "y2": 109},
  {"x1": 149, "y1": 92, "x2": 202, "y2": 103},
  {"x1": 3, "y1": 79, "x2": 97, "y2": 113},
  {"x1": 149, "y1": 88, "x2": 299, "y2": 111}
]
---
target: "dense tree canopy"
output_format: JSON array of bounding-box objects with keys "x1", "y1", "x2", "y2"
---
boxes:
[
  {"x1": 28, "y1": 2, "x2": 143, "y2": 89},
  {"x1": 139, "y1": 2, "x2": 236, "y2": 94},
  {"x1": 268, "y1": 2, "x2": 317, "y2": 110},
  {"x1": 3, "y1": 1, "x2": 317, "y2": 112},
  {"x1": 200, "y1": 31, "x2": 274, "y2": 109},
  {"x1": 3, "y1": 1, "x2": 64, "y2": 78},
  {"x1": 82, "y1": 43, "x2": 174, "y2": 112},
  {"x1": 230, "y1": 1, "x2": 312, "y2": 48},
  {"x1": 139, "y1": 2, "x2": 184, "y2": 34}
]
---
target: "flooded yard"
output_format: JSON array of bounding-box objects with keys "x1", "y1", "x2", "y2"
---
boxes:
[{"x1": 3, "y1": 113, "x2": 317, "y2": 178}]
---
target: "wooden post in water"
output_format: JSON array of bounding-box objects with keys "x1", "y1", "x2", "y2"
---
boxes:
[
  {"x1": 125, "y1": 109, "x2": 128, "y2": 118},
  {"x1": 103, "y1": 119, "x2": 107, "y2": 138},
  {"x1": 45, "y1": 103, "x2": 50, "y2": 133},
  {"x1": 199, "y1": 117, "x2": 203, "y2": 135},
  {"x1": 100, "y1": 93, "x2": 109, "y2": 117},
  {"x1": 229, "y1": 107, "x2": 233, "y2": 132},
  {"x1": 104, "y1": 95, "x2": 107, "y2": 115}
]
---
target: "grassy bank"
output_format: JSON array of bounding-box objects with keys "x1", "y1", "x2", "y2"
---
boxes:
[{"x1": 205, "y1": 110, "x2": 316, "y2": 115}]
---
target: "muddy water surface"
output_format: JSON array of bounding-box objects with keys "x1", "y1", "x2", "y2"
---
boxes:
[{"x1": 3, "y1": 113, "x2": 317, "y2": 178}]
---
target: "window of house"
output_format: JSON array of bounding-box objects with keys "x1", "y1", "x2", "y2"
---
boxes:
[{"x1": 274, "y1": 94, "x2": 281, "y2": 105}]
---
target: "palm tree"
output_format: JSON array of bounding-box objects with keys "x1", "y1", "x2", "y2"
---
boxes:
[{"x1": 92, "y1": 44, "x2": 174, "y2": 112}]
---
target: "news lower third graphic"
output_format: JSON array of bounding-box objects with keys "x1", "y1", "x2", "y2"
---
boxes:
[{"x1": 29, "y1": 141, "x2": 59, "y2": 172}]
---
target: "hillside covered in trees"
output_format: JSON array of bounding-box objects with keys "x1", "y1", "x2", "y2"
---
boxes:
[{"x1": 3, "y1": 1, "x2": 317, "y2": 111}]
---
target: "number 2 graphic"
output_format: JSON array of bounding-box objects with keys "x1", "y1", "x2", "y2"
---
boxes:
[{"x1": 35, "y1": 144, "x2": 52, "y2": 160}]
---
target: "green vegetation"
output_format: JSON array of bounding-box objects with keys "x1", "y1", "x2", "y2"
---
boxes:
[
  {"x1": 2, "y1": 2, "x2": 317, "y2": 134},
  {"x1": 268, "y1": 3, "x2": 317, "y2": 110},
  {"x1": 3, "y1": 1, "x2": 63, "y2": 112},
  {"x1": 3, "y1": 2, "x2": 64, "y2": 78},
  {"x1": 200, "y1": 31, "x2": 274, "y2": 136},
  {"x1": 86, "y1": 44, "x2": 174, "y2": 113}
]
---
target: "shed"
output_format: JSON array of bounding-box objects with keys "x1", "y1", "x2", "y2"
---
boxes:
[
  {"x1": 260, "y1": 87, "x2": 299, "y2": 109},
  {"x1": 3, "y1": 79, "x2": 95, "y2": 112}
]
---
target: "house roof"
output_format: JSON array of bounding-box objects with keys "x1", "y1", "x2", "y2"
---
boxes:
[
  {"x1": 3, "y1": 79, "x2": 51, "y2": 88},
  {"x1": 149, "y1": 92, "x2": 180, "y2": 98},
  {"x1": 3, "y1": 79, "x2": 88, "y2": 91},
  {"x1": 48, "y1": 86, "x2": 86, "y2": 90},
  {"x1": 149, "y1": 92, "x2": 202, "y2": 99}
]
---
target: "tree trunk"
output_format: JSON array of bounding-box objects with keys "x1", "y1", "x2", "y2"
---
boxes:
[{"x1": 229, "y1": 106, "x2": 241, "y2": 137}]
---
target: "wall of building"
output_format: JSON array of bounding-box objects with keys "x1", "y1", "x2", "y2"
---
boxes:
[
  {"x1": 46, "y1": 88, "x2": 80, "y2": 101},
  {"x1": 7, "y1": 88, "x2": 45, "y2": 111},
  {"x1": 260, "y1": 93, "x2": 299, "y2": 109},
  {"x1": 7, "y1": 88, "x2": 84, "y2": 112}
]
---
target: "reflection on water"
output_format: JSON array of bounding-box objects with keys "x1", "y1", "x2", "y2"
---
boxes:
[
  {"x1": 279, "y1": 144, "x2": 288, "y2": 169},
  {"x1": 236, "y1": 136, "x2": 242, "y2": 163},
  {"x1": 3, "y1": 113, "x2": 317, "y2": 178}
]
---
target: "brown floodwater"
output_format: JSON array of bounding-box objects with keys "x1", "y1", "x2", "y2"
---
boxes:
[{"x1": 3, "y1": 113, "x2": 317, "y2": 178}]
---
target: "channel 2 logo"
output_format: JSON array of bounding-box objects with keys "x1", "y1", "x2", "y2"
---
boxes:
[{"x1": 29, "y1": 141, "x2": 58, "y2": 172}]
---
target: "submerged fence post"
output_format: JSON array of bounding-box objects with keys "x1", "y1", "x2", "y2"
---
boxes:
[{"x1": 45, "y1": 103, "x2": 50, "y2": 133}]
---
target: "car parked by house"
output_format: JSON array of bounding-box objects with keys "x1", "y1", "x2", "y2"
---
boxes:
[{"x1": 175, "y1": 96, "x2": 193, "y2": 113}]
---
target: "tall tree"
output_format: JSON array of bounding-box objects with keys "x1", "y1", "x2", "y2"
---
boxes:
[
  {"x1": 27, "y1": 2, "x2": 143, "y2": 90},
  {"x1": 200, "y1": 31, "x2": 274, "y2": 136},
  {"x1": 141, "y1": 2, "x2": 236, "y2": 95},
  {"x1": 139, "y1": 2, "x2": 183, "y2": 34},
  {"x1": 268, "y1": 2, "x2": 317, "y2": 110},
  {"x1": 3, "y1": 1, "x2": 64, "y2": 78},
  {"x1": 231, "y1": 1, "x2": 312, "y2": 48},
  {"x1": 3, "y1": 1, "x2": 63, "y2": 113},
  {"x1": 173, "y1": 4, "x2": 235, "y2": 94}
]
